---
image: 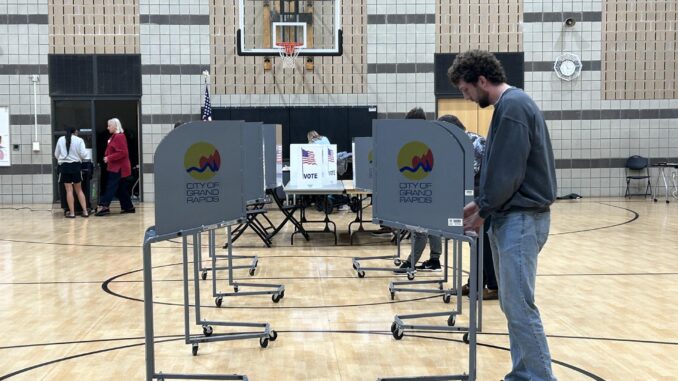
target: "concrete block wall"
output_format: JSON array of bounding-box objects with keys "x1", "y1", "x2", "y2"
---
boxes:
[
  {"x1": 523, "y1": 0, "x2": 678, "y2": 197},
  {"x1": 0, "y1": 0, "x2": 52, "y2": 204}
]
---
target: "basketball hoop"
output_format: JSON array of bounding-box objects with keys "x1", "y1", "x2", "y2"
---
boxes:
[{"x1": 276, "y1": 42, "x2": 302, "y2": 69}]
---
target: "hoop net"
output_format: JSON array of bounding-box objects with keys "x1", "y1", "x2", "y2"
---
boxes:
[{"x1": 276, "y1": 42, "x2": 302, "y2": 69}]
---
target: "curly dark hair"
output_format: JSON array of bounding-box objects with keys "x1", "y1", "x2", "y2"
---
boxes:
[
  {"x1": 447, "y1": 50, "x2": 507, "y2": 86},
  {"x1": 405, "y1": 107, "x2": 427, "y2": 120}
]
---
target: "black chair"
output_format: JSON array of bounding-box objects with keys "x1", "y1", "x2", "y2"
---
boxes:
[
  {"x1": 267, "y1": 186, "x2": 310, "y2": 242},
  {"x1": 224, "y1": 199, "x2": 275, "y2": 248},
  {"x1": 624, "y1": 155, "x2": 653, "y2": 198}
]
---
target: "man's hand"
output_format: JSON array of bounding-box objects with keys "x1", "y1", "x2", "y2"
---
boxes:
[
  {"x1": 103, "y1": 156, "x2": 108, "y2": 163},
  {"x1": 463, "y1": 201, "x2": 484, "y2": 233}
]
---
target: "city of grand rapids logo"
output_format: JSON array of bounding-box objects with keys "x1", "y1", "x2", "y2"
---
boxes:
[
  {"x1": 184, "y1": 142, "x2": 221, "y2": 181},
  {"x1": 184, "y1": 142, "x2": 221, "y2": 204},
  {"x1": 397, "y1": 141, "x2": 434, "y2": 180}
]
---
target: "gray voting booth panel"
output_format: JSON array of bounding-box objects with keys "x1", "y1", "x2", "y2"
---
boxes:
[
  {"x1": 243, "y1": 122, "x2": 266, "y2": 204},
  {"x1": 262, "y1": 124, "x2": 283, "y2": 189},
  {"x1": 154, "y1": 121, "x2": 247, "y2": 236},
  {"x1": 372, "y1": 120, "x2": 474, "y2": 237},
  {"x1": 353, "y1": 137, "x2": 373, "y2": 191}
]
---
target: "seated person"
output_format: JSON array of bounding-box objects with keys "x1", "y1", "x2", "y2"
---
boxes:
[{"x1": 307, "y1": 130, "x2": 330, "y2": 144}]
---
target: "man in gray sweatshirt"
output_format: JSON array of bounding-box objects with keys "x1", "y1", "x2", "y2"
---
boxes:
[{"x1": 448, "y1": 50, "x2": 558, "y2": 381}]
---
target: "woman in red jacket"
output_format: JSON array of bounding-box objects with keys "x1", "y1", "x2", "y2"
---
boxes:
[{"x1": 95, "y1": 118, "x2": 135, "y2": 216}]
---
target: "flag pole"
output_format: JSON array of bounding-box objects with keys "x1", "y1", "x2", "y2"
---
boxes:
[{"x1": 202, "y1": 70, "x2": 212, "y2": 121}]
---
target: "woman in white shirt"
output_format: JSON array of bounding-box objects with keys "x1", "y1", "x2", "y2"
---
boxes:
[{"x1": 54, "y1": 128, "x2": 89, "y2": 218}]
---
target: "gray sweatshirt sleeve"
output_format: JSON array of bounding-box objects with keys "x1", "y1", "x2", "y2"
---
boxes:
[{"x1": 475, "y1": 115, "x2": 531, "y2": 219}]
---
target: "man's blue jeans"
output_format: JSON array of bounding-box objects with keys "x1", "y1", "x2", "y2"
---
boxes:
[{"x1": 488, "y1": 211, "x2": 556, "y2": 381}]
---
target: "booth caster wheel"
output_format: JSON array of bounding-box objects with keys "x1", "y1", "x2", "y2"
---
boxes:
[
  {"x1": 201, "y1": 271, "x2": 207, "y2": 280},
  {"x1": 393, "y1": 259, "x2": 401, "y2": 266},
  {"x1": 352, "y1": 263, "x2": 358, "y2": 270},
  {"x1": 443, "y1": 294, "x2": 452, "y2": 304},
  {"x1": 654, "y1": 198, "x2": 658, "y2": 202},
  {"x1": 202, "y1": 325, "x2": 213, "y2": 337},
  {"x1": 269, "y1": 330, "x2": 278, "y2": 341},
  {"x1": 272, "y1": 293, "x2": 282, "y2": 303},
  {"x1": 357, "y1": 271, "x2": 365, "y2": 278},
  {"x1": 259, "y1": 337, "x2": 269, "y2": 348},
  {"x1": 390, "y1": 322, "x2": 397, "y2": 333},
  {"x1": 462, "y1": 332, "x2": 470, "y2": 344},
  {"x1": 233, "y1": 285, "x2": 239, "y2": 293},
  {"x1": 407, "y1": 273, "x2": 415, "y2": 281},
  {"x1": 249, "y1": 268, "x2": 256, "y2": 276},
  {"x1": 439, "y1": 283, "x2": 444, "y2": 291},
  {"x1": 390, "y1": 291, "x2": 395, "y2": 300},
  {"x1": 215, "y1": 297, "x2": 223, "y2": 307},
  {"x1": 192, "y1": 344, "x2": 199, "y2": 356},
  {"x1": 447, "y1": 315, "x2": 456, "y2": 326},
  {"x1": 392, "y1": 328, "x2": 404, "y2": 340}
]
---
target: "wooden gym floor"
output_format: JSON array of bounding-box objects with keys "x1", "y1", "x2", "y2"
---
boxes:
[{"x1": 1, "y1": 198, "x2": 677, "y2": 380}]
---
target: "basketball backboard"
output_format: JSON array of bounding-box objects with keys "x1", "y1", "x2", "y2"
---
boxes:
[{"x1": 237, "y1": 0, "x2": 343, "y2": 57}]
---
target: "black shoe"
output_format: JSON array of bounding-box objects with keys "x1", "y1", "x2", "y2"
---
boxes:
[
  {"x1": 416, "y1": 259, "x2": 441, "y2": 272},
  {"x1": 121, "y1": 208, "x2": 136, "y2": 214},
  {"x1": 371, "y1": 227, "x2": 393, "y2": 237},
  {"x1": 95, "y1": 208, "x2": 110, "y2": 216},
  {"x1": 393, "y1": 261, "x2": 414, "y2": 274}
]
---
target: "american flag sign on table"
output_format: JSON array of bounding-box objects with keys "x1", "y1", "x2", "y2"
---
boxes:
[
  {"x1": 202, "y1": 81, "x2": 212, "y2": 121},
  {"x1": 302, "y1": 149, "x2": 316, "y2": 165},
  {"x1": 328, "y1": 149, "x2": 335, "y2": 163}
]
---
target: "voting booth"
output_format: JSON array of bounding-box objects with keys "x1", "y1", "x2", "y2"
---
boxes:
[
  {"x1": 370, "y1": 119, "x2": 480, "y2": 381},
  {"x1": 288, "y1": 143, "x2": 339, "y2": 187},
  {"x1": 143, "y1": 121, "x2": 277, "y2": 381},
  {"x1": 263, "y1": 124, "x2": 283, "y2": 189},
  {"x1": 242, "y1": 122, "x2": 266, "y2": 204},
  {"x1": 372, "y1": 119, "x2": 474, "y2": 236},
  {"x1": 352, "y1": 137, "x2": 373, "y2": 192}
]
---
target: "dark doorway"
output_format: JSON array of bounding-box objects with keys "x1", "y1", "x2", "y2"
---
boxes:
[
  {"x1": 49, "y1": 53, "x2": 143, "y2": 205},
  {"x1": 95, "y1": 100, "x2": 140, "y2": 201},
  {"x1": 50, "y1": 99, "x2": 141, "y2": 204}
]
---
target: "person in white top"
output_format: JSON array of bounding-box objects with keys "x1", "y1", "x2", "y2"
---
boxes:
[{"x1": 54, "y1": 128, "x2": 89, "y2": 218}]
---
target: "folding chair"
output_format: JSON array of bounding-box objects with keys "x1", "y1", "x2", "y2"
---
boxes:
[
  {"x1": 225, "y1": 199, "x2": 276, "y2": 248},
  {"x1": 266, "y1": 186, "x2": 310, "y2": 242},
  {"x1": 625, "y1": 155, "x2": 653, "y2": 199}
]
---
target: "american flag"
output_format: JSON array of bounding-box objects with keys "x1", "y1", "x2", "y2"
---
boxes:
[
  {"x1": 202, "y1": 80, "x2": 212, "y2": 121},
  {"x1": 327, "y1": 149, "x2": 335, "y2": 163},
  {"x1": 302, "y1": 149, "x2": 316, "y2": 165}
]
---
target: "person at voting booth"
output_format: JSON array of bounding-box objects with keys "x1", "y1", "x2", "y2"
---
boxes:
[
  {"x1": 450, "y1": 50, "x2": 558, "y2": 381},
  {"x1": 307, "y1": 130, "x2": 330, "y2": 144},
  {"x1": 437, "y1": 114, "x2": 498, "y2": 300},
  {"x1": 95, "y1": 118, "x2": 135, "y2": 216},
  {"x1": 393, "y1": 107, "x2": 443, "y2": 274},
  {"x1": 54, "y1": 128, "x2": 90, "y2": 218}
]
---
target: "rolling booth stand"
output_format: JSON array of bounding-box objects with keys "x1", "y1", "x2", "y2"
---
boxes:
[
  {"x1": 350, "y1": 137, "x2": 407, "y2": 269},
  {"x1": 222, "y1": 124, "x2": 282, "y2": 247},
  {"x1": 347, "y1": 137, "x2": 383, "y2": 244},
  {"x1": 370, "y1": 120, "x2": 482, "y2": 381},
  {"x1": 202, "y1": 122, "x2": 285, "y2": 305},
  {"x1": 142, "y1": 121, "x2": 276, "y2": 381}
]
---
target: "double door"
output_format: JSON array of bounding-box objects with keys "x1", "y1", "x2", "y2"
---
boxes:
[{"x1": 51, "y1": 99, "x2": 140, "y2": 203}]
